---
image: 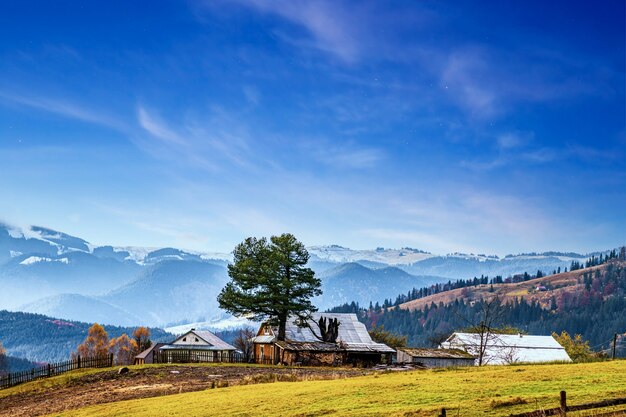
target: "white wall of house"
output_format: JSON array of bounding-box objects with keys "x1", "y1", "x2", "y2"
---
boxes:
[{"x1": 172, "y1": 331, "x2": 209, "y2": 346}]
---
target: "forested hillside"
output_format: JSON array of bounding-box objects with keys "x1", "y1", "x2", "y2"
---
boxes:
[
  {"x1": 330, "y1": 260, "x2": 626, "y2": 356},
  {"x1": 0, "y1": 311, "x2": 172, "y2": 363}
]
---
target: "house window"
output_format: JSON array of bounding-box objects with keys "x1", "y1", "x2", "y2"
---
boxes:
[
  {"x1": 264, "y1": 327, "x2": 269, "y2": 335},
  {"x1": 183, "y1": 337, "x2": 187, "y2": 342},
  {"x1": 195, "y1": 337, "x2": 199, "y2": 342},
  {"x1": 260, "y1": 346, "x2": 265, "y2": 359}
]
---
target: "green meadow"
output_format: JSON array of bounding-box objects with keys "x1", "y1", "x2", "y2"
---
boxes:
[{"x1": 48, "y1": 361, "x2": 626, "y2": 417}]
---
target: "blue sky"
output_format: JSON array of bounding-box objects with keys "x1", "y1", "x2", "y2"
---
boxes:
[{"x1": 0, "y1": 0, "x2": 624, "y2": 255}]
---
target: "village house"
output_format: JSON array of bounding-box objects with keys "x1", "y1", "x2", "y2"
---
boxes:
[
  {"x1": 134, "y1": 329, "x2": 236, "y2": 364},
  {"x1": 440, "y1": 332, "x2": 571, "y2": 365},
  {"x1": 251, "y1": 313, "x2": 395, "y2": 366},
  {"x1": 395, "y1": 348, "x2": 476, "y2": 368}
]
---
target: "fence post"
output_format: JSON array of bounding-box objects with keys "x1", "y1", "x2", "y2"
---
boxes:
[
  {"x1": 110, "y1": 353, "x2": 114, "y2": 367},
  {"x1": 47, "y1": 364, "x2": 51, "y2": 377},
  {"x1": 77, "y1": 355, "x2": 81, "y2": 369},
  {"x1": 560, "y1": 390, "x2": 567, "y2": 416}
]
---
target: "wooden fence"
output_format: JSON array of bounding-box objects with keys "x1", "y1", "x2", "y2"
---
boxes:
[
  {"x1": 0, "y1": 354, "x2": 113, "y2": 390},
  {"x1": 153, "y1": 350, "x2": 247, "y2": 364},
  {"x1": 509, "y1": 391, "x2": 626, "y2": 417},
  {"x1": 152, "y1": 350, "x2": 274, "y2": 365},
  {"x1": 437, "y1": 391, "x2": 626, "y2": 417}
]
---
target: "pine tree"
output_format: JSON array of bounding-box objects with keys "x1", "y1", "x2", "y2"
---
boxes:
[{"x1": 218, "y1": 233, "x2": 321, "y2": 342}]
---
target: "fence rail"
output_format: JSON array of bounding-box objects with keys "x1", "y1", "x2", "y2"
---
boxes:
[
  {"x1": 153, "y1": 350, "x2": 249, "y2": 364},
  {"x1": 0, "y1": 354, "x2": 113, "y2": 390},
  {"x1": 152, "y1": 350, "x2": 275, "y2": 365},
  {"x1": 509, "y1": 391, "x2": 626, "y2": 417}
]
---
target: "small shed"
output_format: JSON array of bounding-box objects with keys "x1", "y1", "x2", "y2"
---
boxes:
[
  {"x1": 134, "y1": 342, "x2": 166, "y2": 365},
  {"x1": 396, "y1": 348, "x2": 475, "y2": 368},
  {"x1": 250, "y1": 326, "x2": 277, "y2": 364},
  {"x1": 440, "y1": 332, "x2": 571, "y2": 365}
]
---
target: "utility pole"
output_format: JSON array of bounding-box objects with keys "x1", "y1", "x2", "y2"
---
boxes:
[{"x1": 612, "y1": 333, "x2": 618, "y2": 360}]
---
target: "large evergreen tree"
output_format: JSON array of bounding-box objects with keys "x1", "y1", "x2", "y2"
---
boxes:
[{"x1": 218, "y1": 233, "x2": 322, "y2": 341}]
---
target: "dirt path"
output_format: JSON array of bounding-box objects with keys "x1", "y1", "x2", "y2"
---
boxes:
[{"x1": 0, "y1": 365, "x2": 371, "y2": 417}]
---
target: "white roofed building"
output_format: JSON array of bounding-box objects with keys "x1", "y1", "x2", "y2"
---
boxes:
[
  {"x1": 440, "y1": 332, "x2": 571, "y2": 365},
  {"x1": 142, "y1": 329, "x2": 237, "y2": 364}
]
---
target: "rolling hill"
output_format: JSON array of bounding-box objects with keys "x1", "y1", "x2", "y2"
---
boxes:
[
  {"x1": 21, "y1": 294, "x2": 145, "y2": 327},
  {"x1": 101, "y1": 260, "x2": 231, "y2": 326},
  {"x1": 0, "y1": 310, "x2": 172, "y2": 363},
  {"x1": 398, "y1": 262, "x2": 617, "y2": 312},
  {"x1": 315, "y1": 262, "x2": 444, "y2": 309},
  {"x1": 346, "y1": 260, "x2": 626, "y2": 351}
]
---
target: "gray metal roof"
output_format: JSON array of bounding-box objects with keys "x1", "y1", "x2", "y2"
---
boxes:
[
  {"x1": 134, "y1": 342, "x2": 166, "y2": 359},
  {"x1": 160, "y1": 344, "x2": 230, "y2": 351},
  {"x1": 397, "y1": 348, "x2": 475, "y2": 359},
  {"x1": 193, "y1": 330, "x2": 236, "y2": 350},
  {"x1": 250, "y1": 335, "x2": 275, "y2": 344},
  {"x1": 283, "y1": 313, "x2": 394, "y2": 353},
  {"x1": 275, "y1": 340, "x2": 341, "y2": 352},
  {"x1": 170, "y1": 329, "x2": 236, "y2": 350}
]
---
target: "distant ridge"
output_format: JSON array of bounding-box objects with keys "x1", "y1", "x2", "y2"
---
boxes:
[{"x1": 0, "y1": 221, "x2": 608, "y2": 328}]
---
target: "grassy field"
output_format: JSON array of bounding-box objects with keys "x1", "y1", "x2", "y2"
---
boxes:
[{"x1": 46, "y1": 361, "x2": 626, "y2": 417}]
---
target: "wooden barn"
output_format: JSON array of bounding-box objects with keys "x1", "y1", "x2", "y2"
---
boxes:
[
  {"x1": 440, "y1": 332, "x2": 572, "y2": 365},
  {"x1": 395, "y1": 348, "x2": 475, "y2": 368},
  {"x1": 251, "y1": 313, "x2": 394, "y2": 366},
  {"x1": 135, "y1": 329, "x2": 237, "y2": 364}
]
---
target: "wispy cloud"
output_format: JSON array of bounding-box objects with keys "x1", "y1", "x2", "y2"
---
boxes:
[
  {"x1": 227, "y1": 0, "x2": 362, "y2": 63},
  {"x1": 370, "y1": 190, "x2": 560, "y2": 254},
  {"x1": 440, "y1": 48, "x2": 499, "y2": 118},
  {"x1": 135, "y1": 104, "x2": 253, "y2": 171},
  {"x1": 435, "y1": 44, "x2": 615, "y2": 120},
  {"x1": 497, "y1": 131, "x2": 532, "y2": 150},
  {"x1": 0, "y1": 91, "x2": 126, "y2": 131},
  {"x1": 137, "y1": 107, "x2": 187, "y2": 146},
  {"x1": 304, "y1": 139, "x2": 384, "y2": 169}
]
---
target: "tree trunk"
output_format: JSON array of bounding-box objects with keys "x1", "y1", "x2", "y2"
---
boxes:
[{"x1": 278, "y1": 315, "x2": 287, "y2": 341}]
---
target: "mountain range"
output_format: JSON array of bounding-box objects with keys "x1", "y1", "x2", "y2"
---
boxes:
[{"x1": 0, "y1": 222, "x2": 592, "y2": 328}]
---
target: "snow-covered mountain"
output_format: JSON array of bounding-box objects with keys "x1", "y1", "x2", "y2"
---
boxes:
[
  {"x1": 308, "y1": 245, "x2": 433, "y2": 266},
  {"x1": 0, "y1": 222, "x2": 593, "y2": 328}
]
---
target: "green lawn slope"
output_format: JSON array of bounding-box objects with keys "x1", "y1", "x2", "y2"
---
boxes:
[{"x1": 49, "y1": 361, "x2": 626, "y2": 417}]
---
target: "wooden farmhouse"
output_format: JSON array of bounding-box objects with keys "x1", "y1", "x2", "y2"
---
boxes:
[
  {"x1": 440, "y1": 332, "x2": 572, "y2": 365},
  {"x1": 395, "y1": 348, "x2": 475, "y2": 368},
  {"x1": 251, "y1": 313, "x2": 394, "y2": 366},
  {"x1": 134, "y1": 329, "x2": 236, "y2": 364}
]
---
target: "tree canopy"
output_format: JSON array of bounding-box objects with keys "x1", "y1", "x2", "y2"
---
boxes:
[
  {"x1": 132, "y1": 327, "x2": 151, "y2": 353},
  {"x1": 218, "y1": 233, "x2": 322, "y2": 341},
  {"x1": 75, "y1": 323, "x2": 109, "y2": 358},
  {"x1": 552, "y1": 331, "x2": 594, "y2": 362},
  {"x1": 0, "y1": 341, "x2": 6, "y2": 372},
  {"x1": 368, "y1": 325, "x2": 407, "y2": 348}
]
